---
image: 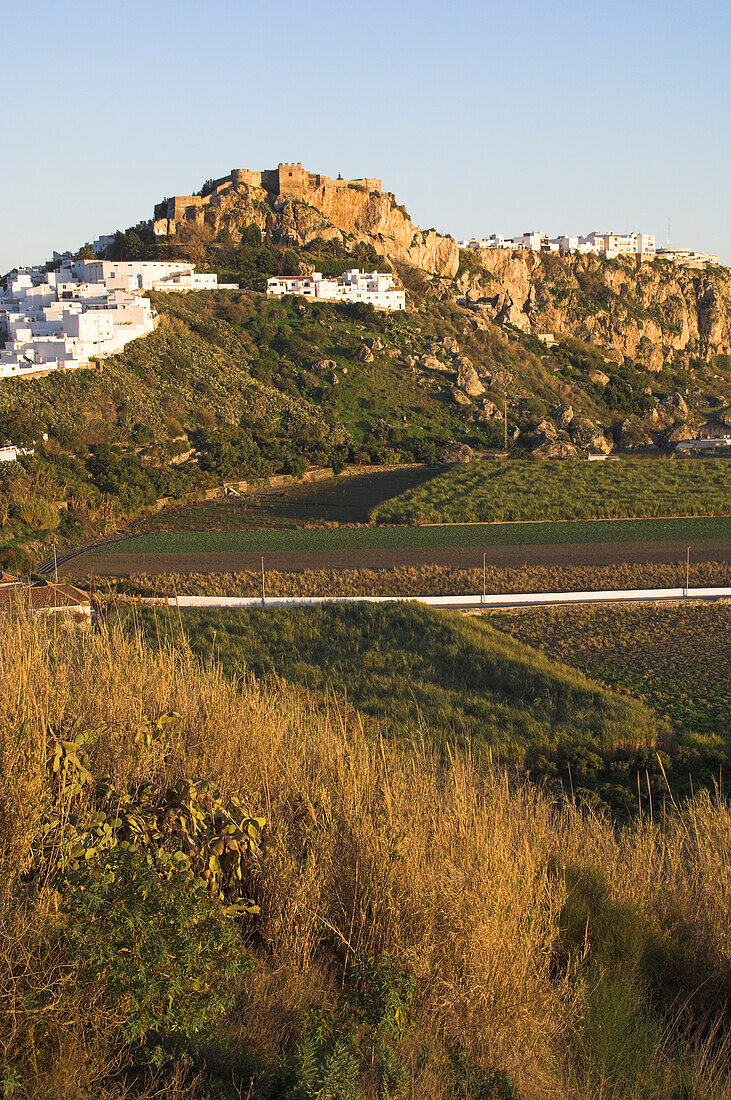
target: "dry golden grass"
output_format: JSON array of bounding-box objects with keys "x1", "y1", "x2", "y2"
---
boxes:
[
  {"x1": 3, "y1": 607, "x2": 731, "y2": 1097},
  {"x1": 82, "y1": 559, "x2": 731, "y2": 599}
]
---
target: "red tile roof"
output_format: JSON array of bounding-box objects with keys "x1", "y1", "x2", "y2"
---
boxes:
[{"x1": 0, "y1": 577, "x2": 91, "y2": 610}]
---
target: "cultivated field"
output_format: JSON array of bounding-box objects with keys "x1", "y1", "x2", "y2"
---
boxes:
[
  {"x1": 69, "y1": 514, "x2": 730, "y2": 577},
  {"x1": 90, "y1": 559, "x2": 731, "y2": 599},
  {"x1": 492, "y1": 601, "x2": 731, "y2": 742},
  {"x1": 135, "y1": 466, "x2": 443, "y2": 532},
  {"x1": 80, "y1": 514, "x2": 731, "y2": 556},
  {"x1": 371, "y1": 456, "x2": 731, "y2": 524}
]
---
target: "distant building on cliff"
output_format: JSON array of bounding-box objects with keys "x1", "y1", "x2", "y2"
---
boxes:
[
  {"x1": 153, "y1": 163, "x2": 383, "y2": 236},
  {"x1": 655, "y1": 248, "x2": 720, "y2": 266},
  {"x1": 267, "y1": 269, "x2": 405, "y2": 311},
  {"x1": 458, "y1": 230, "x2": 656, "y2": 260}
]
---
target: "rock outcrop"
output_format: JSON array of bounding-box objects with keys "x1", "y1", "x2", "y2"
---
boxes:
[
  {"x1": 568, "y1": 417, "x2": 613, "y2": 454},
  {"x1": 154, "y1": 165, "x2": 458, "y2": 277},
  {"x1": 442, "y1": 443, "x2": 473, "y2": 465},
  {"x1": 455, "y1": 356, "x2": 485, "y2": 398},
  {"x1": 532, "y1": 440, "x2": 579, "y2": 459},
  {"x1": 457, "y1": 249, "x2": 731, "y2": 367}
]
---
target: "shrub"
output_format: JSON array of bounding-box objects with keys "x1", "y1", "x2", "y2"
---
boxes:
[
  {"x1": 10, "y1": 495, "x2": 60, "y2": 531},
  {"x1": 57, "y1": 848, "x2": 250, "y2": 1043}
]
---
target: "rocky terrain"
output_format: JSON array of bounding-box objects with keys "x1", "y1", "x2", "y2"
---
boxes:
[{"x1": 454, "y1": 247, "x2": 731, "y2": 368}]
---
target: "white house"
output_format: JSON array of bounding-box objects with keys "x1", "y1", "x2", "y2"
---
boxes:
[
  {"x1": 68, "y1": 259, "x2": 237, "y2": 292},
  {"x1": 656, "y1": 248, "x2": 720, "y2": 266},
  {"x1": 267, "y1": 269, "x2": 405, "y2": 310}
]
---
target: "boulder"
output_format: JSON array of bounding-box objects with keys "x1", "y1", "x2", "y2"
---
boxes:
[
  {"x1": 535, "y1": 418, "x2": 558, "y2": 440},
  {"x1": 452, "y1": 389, "x2": 473, "y2": 407},
  {"x1": 441, "y1": 443, "x2": 473, "y2": 465},
  {"x1": 551, "y1": 403, "x2": 574, "y2": 430},
  {"x1": 313, "y1": 358, "x2": 337, "y2": 372},
  {"x1": 569, "y1": 417, "x2": 613, "y2": 454},
  {"x1": 665, "y1": 423, "x2": 695, "y2": 445},
  {"x1": 589, "y1": 369, "x2": 610, "y2": 386},
  {"x1": 480, "y1": 399, "x2": 503, "y2": 420},
  {"x1": 661, "y1": 391, "x2": 690, "y2": 418},
  {"x1": 363, "y1": 336, "x2": 383, "y2": 351},
  {"x1": 441, "y1": 336, "x2": 460, "y2": 353},
  {"x1": 356, "y1": 344, "x2": 375, "y2": 363},
  {"x1": 532, "y1": 440, "x2": 579, "y2": 459},
  {"x1": 420, "y1": 354, "x2": 450, "y2": 372},
  {"x1": 617, "y1": 416, "x2": 657, "y2": 450},
  {"x1": 455, "y1": 356, "x2": 485, "y2": 398}
]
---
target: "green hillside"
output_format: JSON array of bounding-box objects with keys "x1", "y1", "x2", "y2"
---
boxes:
[{"x1": 2, "y1": 244, "x2": 730, "y2": 570}]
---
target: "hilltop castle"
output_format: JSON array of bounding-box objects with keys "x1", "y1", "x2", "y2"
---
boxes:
[{"x1": 153, "y1": 163, "x2": 383, "y2": 236}]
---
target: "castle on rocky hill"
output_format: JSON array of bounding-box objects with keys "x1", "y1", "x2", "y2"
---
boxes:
[{"x1": 153, "y1": 163, "x2": 382, "y2": 236}]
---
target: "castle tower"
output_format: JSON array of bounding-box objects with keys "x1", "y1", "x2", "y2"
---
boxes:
[{"x1": 277, "y1": 162, "x2": 309, "y2": 200}]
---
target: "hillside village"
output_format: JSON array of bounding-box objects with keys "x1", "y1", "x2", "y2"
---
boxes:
[
  {"x1": 0, "y1": 260, "x2": 237, "y2": 378},
  {"x1": 458, "y1": 229, "x2": 720, "y2": 265}
]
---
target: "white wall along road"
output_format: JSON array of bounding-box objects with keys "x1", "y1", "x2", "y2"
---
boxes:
[{"x1": 140, "y1": 587, "x2": 731, "y2": 611}]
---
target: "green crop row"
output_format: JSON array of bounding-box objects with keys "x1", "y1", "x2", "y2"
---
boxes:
[{"x1": 89, "y1": 514, "x2": 731, "y2": 556}]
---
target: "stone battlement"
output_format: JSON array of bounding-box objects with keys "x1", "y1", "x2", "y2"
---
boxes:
[{"x1": 153, "y1": 163, "x2": 382, "y2": 236}]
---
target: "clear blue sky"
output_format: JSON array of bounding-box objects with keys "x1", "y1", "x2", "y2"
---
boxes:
[{"x1": 1, "y1": 0, "x2": 729, "y2": 271}]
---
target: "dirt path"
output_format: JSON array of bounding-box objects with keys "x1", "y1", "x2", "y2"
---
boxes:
[{"x1": 65, "y1": 538, "x2": 730, "y2": 577}]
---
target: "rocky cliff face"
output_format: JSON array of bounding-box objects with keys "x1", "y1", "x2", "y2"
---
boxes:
[
  {"x1": 455, "y1": 250, "x2": 731, "y2": 367},
  {"x1": 173, "y1": 179, "x2": 459, "y2": 278}
]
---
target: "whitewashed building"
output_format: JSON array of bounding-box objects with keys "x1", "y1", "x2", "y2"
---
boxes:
[
  {"x1": 655, "y1": 248, "x2": 720, "y2": 266},
  {"x1": 0, "y1": 261, "x2": 237, "y2": 380},
  {"x1": 459, "y1": 230, "x2": 656, "y2": 260},
  {"x1": 267, "y1": 269, "x2": 405, "y2": 310}
]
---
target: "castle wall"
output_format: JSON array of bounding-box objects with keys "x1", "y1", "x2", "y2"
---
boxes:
[{"x1": 153, "y1": 164, "x2": 383, "y2": 235}]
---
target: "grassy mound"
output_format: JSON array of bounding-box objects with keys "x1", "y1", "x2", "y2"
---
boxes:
[
  {"x1": 371, "y1": 456, "x2": 731, "y2": 524},
  {"x1": 142, "y1": 601, "x2": 668, "y2": 815},
  {"x1": 4, "y1": 607, "x2": 731, "y2": 1097}
]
